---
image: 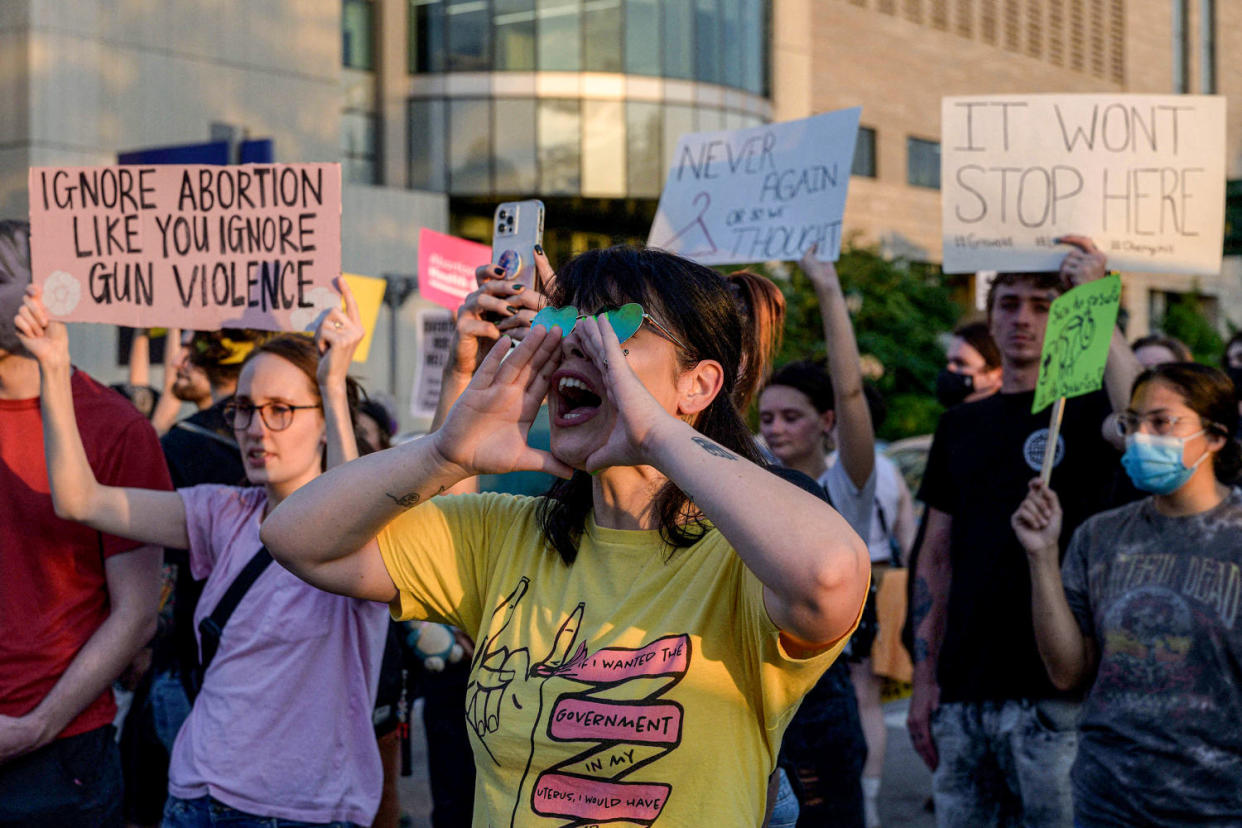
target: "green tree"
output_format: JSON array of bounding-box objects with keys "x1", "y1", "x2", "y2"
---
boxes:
[
  {"x1": 761, "y1": 244, "x2": 963, "y2": 440},
  {"x1": 1157, "y1": 291, "x2": 1225, "y2": 365}
]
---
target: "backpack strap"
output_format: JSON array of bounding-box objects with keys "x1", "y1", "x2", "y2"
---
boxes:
[{"x1": 194, "y1": 546, "x2": 274, "y2": 689}]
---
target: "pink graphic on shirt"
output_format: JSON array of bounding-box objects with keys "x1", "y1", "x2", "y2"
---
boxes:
[
  {"x1": 530, "y1": 633, "x2": 691, "y2": 825},
  {"x1": 532, "y1": 773, "x2": 671, "y2": 823}
]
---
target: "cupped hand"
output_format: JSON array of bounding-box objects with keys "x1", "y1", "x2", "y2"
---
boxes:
[
  {"x1": 433, "y1": 325, "x2": 572, "y2": 479},
  {"x1": 572, "y1": 314, "x2": 680, "y2": 472},
  {"x1": 1057, "y1": 235, "x2": 1108, "y2": 289},
  {"x1": 13, "y1": 286, "x2": 70, "y2": 369},
  {"x1": 1010, "y1": 478, "x2": 1063, "y2": 558},
  {"x1": 799, "y1": 243, "x2": 842, "y2": 293},
  {"x1": 315, "y1": 277, "x2": 365, "y2": 390}
]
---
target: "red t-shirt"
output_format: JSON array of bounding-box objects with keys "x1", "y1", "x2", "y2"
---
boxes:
[{"x1": 0, "y1": 370, "x2": 173, "y2": 739}]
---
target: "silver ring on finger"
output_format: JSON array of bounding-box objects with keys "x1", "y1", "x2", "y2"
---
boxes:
[
  {"x1": 333, "y1": 320, "x2": 344, "y2": 329},
  {"x1": 602, "y1": 358, "x2": 609, "y2": 368}
]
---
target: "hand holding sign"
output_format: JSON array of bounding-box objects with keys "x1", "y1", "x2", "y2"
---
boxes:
[
  {"x1": 315, "y1": 277, "x2": 364, "y2": 391},
  {"x1": 13, "y1": 286, "x2": 69, "y2": 371}
]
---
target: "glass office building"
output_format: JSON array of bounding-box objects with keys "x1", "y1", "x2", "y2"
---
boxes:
[{"x1": 402, "y1": 0, "x2": 773, "y2": 250}]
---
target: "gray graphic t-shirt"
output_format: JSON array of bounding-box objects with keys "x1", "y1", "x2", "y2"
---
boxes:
[{"x1": 1062, "y1": 488, "x2": 1242, "y2": 826}]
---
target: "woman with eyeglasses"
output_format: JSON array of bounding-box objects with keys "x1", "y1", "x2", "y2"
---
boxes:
[
  {"x1": 261, "y1": 245, "x2": 871, "y2": 826},
  {"x1": 1012, "y1": 362, "x2": 1242, "y2": 827},
  {"x1": 14, "y1": 282, "x2": 392, "y2": 828}
]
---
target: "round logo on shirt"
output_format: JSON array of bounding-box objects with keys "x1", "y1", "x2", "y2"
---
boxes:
[{"x1": 1023, "y1": 428, "x2": 1065, "y2": 472}]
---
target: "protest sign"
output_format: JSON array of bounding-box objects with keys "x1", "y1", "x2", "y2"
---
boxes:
[
  {"x1": 1032, "y1": 274, "x2": 1122, "y2": 414},
  {"x1": 648, "y1": 108, "x2": 861, "y2": 265},
  {"x1": 340, "y1": 273, "x2": 386, "y2": 363},
  {"x1": 28, "y1": 163, "x2": 342, "y2": 331},
  {"x1": 418, "y1": 228, "x2": 491, "y2": 311},
  {"x1": 941, "y1": 94, "x2": 1226, "y2": 275},
  {"x1": 410, "y1": 307, "x2": 455, "y2": 421}
]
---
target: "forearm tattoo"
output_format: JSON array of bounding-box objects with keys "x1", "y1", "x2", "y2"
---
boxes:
[
  {"x1": 691, "y1": 436, "x2": 737, "y2": 461},
  {"x1": 911, "y1": 575, "x2": 934, "y2": 664},
  {"x1": 384, "y1": 485, "x2": 446, "y2": 510}
]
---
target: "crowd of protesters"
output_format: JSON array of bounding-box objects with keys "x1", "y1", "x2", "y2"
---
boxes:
[{"x1": 1, "y1": 186, "x2": 1241, "y2": 828}]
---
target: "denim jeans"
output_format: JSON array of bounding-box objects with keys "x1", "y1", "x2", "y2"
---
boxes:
[
  {"x1": 767, "y1": 767, "x2": 801, "y2": 828},
  {"x1": 161, "y1": 795, "x2": 359, "y2": 828},
  {"x1": 931, "y1": 699, "x2": 1078, "y2": 828},
  {"x1": 0, "y1": 724, "x2": 122, "y2": 828}
]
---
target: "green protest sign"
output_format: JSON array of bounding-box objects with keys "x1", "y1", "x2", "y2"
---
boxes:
[{"x1": 1032, "y1": 274, "x2": 1122, "y2": 414}]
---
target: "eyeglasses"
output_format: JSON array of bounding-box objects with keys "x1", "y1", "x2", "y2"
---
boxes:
[
  {"x1": 1115, "y1": 411, "x2": 1205, "y2": 437},
  {"x1": 530, "y1": 303, "x2": 690, "y2": 352},
  {"x1": 222, "y1": 400, "x2": 319, "y2": 431}
]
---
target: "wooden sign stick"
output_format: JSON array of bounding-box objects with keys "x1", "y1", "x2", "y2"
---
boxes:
[{"x1": 1040, "y1": 397, "x2": 1067, "y2": 485}]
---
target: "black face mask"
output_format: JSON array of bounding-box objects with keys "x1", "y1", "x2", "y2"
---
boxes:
[
  {"x1": 936, "y1": 368, "x2": 976, "y2": 407},
  {"x1": 1226, "y1": 367, "x2": 1242, "y2": 402}
]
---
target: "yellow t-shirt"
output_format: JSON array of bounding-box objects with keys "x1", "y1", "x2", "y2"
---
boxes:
[{"x1": 377, "y1": 492, "x2": 851, "y2": 827}]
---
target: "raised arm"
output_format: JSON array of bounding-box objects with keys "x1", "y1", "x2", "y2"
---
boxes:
[
  {"x1": 316, "y1": 278, "x2": 364, "y2": 469},
  {"x1": 430, "y1": 253, "x2": 551, "y2": 432},
  {"x1": 1057, "y1": 235, "x2": 1140, "y2": 446},
  {"x1": 572, "y1": 315, "x2": 870, "y2": 649},
  {"x1": 262, "y1": 325, "x2": 573, "y2": 600},
  {"x1": 14, "y1": 289, "x2": 189, "y2": 549},
  {"x1": 801, "y1": 246, "x2": 874, "y2": 489},
  {"x1": 149, "y1": 328, "x2": 184, "y2": 436},
  {"x1": 1011, "y1": 479, "x2": 1098, "y2": 691}
]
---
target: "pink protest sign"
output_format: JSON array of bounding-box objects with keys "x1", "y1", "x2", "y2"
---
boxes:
[
  {"x1": 417, "y1": 227, "x2": 491, "y2": 311},
  {"x1": 28, "y1": 164, "x2": 342, "y2": 331}
]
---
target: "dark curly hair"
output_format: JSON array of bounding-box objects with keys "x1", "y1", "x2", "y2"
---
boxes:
[
  {"x1": 537, "y1": 246, "x2": 761, "y2": 564},
  {"x1": 1132, "y1": 362, "x2": 1242, "y2": 484}
]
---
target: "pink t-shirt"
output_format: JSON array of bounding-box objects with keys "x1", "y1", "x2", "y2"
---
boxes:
[{"x1": 167, "y1": 485, "x2": 389, "y2": 825}]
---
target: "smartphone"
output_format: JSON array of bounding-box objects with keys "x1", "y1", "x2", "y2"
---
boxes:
[{"x1": 491, "y1": 200, "x2": 545, "y2": 288}]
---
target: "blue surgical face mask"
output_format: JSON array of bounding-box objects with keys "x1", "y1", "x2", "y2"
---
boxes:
[{"x1": 1121, "y1": 430, "x2": 1208, "y2": 495}]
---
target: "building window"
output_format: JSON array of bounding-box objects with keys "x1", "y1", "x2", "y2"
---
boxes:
[
  {"x1": 1200, "y1": 0, "x2": 1215, "y2": 93},
  {"x1": 492, "y1": 98, "x2": 538, "y2": 192},
  {"x1": 852, "y1": 126, "x2": 877, "y2": 178},
  {"x1": 408, "y1": 99, "x2": 447, "y2": 190},
  {"x1": 538, "y1": 98, "x2": 581, "y2": 194},
  {"x1": 695, "y1": 0, "x2": 721, "y2": 85},
  {"x1": 662, "y1": 103, "x2": 695, "y2": 181},
  {"x1": 663, "y1": 0, "x2": 694, "y2": 79},
  {"x1": 495, "y1": 0, "x2": 536, "y2": 70},
  {"x1": 583, "y1": 100, "x2": 626, "y2": 196},
  {"x1": 538, "y1": 0, "x2": 581, "y2": 71},
  {"x1": 624, "y1": 0, "x2": 661, "y2": 75},
  {"x1": 446, "y1": 0, "x2": 491, "y2": 71},
  {"x1": 408, "y1": 0, "x2": 445, "y2": 72},
  {"x1": 626, "y1": 101, "x2": 664, "y2": 197},
  {"x1": 450, "y1": 99, "x2": 493, "y2": 193},
  {"x1": 907, "y1": 137, "x2": 940, "y2": 189},
  {"x1": 584, "y1": 0, "x2": 623, "y2": 72},
  {"x1": 342, "y1": 109, "x2": 381, "y2": 184},
  {"x1": 343, "y1": 0, "x2": 375, "y2": 69},
  {"x1": 1172, "y1": 0, "x2": 1189, "y2": 92}
]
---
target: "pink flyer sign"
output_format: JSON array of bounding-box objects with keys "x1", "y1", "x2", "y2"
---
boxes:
[
  {"x1": 417, "y1": 227, "x2": 490, "y2": 311},
  {"x1": 27, "y1": 163, "x2": 342, "y2": 331}
]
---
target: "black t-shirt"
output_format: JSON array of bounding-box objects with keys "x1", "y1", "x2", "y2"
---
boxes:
[
  {"x1": 917, "y1": 389, "x2": 1122, "y2": 703},
  {"x1": 159, "y1": 398, "x2": 246, "y2": 489}
]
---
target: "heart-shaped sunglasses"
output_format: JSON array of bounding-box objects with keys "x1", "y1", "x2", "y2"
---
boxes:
[{"x1": 530, "y1": 303, "x2": 688, "y2": 352}]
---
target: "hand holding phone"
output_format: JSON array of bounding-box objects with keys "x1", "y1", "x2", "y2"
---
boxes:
[{"x1": 491, "y1": 200, "x2": 545, "y2": 288}]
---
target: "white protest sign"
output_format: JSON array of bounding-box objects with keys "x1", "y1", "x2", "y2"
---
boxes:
[
  {"x1": 648, "y1": 108, "x2": 860, "y2": 264},
  {"x1": 941, "y1": 94, "x2": 1226, "y2": 275},
  {"x1": 409, "y1": 308, "x2": 454, "y2": 421}
]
